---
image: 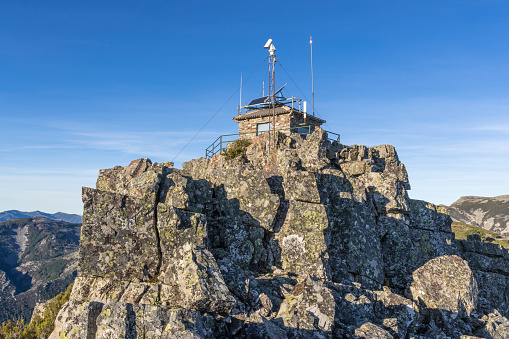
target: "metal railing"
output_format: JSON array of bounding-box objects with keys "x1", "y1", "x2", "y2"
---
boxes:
[{"x1": 205, "y1": 125, "x2": 340, "y2": 159}]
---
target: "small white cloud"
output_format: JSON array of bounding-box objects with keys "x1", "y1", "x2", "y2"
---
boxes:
[{"x1": 470, "y1": 125, "x2": 509, "y2": 134}]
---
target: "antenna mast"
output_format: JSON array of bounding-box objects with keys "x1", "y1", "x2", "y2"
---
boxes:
[
  {"x1": 310, "y1": 36, "x2": 315, "y2": 116},
  {"x1": 264, "y1": 39, "x2": 277, "y2": 150},
  {"x1": 239, "y1": 73, "x2": 242, "y2": 115}
]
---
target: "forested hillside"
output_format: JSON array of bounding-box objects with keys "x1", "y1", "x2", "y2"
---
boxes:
[{"x1": 0, "y1": 217, "x2": 80, "y2": 323}]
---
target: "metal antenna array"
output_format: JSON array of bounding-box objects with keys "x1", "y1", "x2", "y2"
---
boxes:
[{"x1": 264, "y1": 39, "x2": 277, "y2": 150}]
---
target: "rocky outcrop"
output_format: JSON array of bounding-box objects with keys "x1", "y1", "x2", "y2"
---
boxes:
[
  {"x1": 50, "y1": 128, "x2": 509, "y2": 338},
  {"x1": 448, "y1": 195, "x2": 509, "y2": 236},
  {"x1": 476, "y1": 310, "x2": 509, "y2": 339}
]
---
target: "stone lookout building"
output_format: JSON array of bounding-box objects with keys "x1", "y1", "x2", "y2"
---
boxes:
[
  {"x1": 232, "y1": 87, "x2": 326, "y2": 140},
  {"x1": 206, "y1": 39, "x2": 333, "y2": 158}
]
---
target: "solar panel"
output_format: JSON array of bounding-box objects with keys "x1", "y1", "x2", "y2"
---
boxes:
[{"x1": 248, "y1": 96, "x2": 268, "y2": 106}]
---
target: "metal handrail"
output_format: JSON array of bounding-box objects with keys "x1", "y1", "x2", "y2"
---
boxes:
[{"x1": 205, "y1": 126, "x2": 340, "y2": 159}]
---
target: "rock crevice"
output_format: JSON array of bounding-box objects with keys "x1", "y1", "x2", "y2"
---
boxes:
[{"x1": 50, "y1": 129, "x2": 509, "y2": 338}]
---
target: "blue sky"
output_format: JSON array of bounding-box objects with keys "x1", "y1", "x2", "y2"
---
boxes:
[{"x1": 1, "y1": 1, "x2": 508, "y2": 215}]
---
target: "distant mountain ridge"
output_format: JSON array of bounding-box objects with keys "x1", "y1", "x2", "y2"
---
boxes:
[
  {"x1": 0, "y1": 216, "x2": 80, "y2": 323},
  {"x1": 447, "y1": 195, "x2": 509, "y2": 236},
  {"x1": 0, "y1": 210, "x2": 82, "y2": 224}
]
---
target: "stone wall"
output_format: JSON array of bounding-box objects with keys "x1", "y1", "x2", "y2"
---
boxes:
[{"x1": 237, "y1": 112, "x2": 323, "y2": 140}]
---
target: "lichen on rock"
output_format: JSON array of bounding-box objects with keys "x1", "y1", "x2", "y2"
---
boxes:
[
  {"x1": 50, "y1": 128, "x2": 509, "y2": 338},
  {"x1": 409, "y1": 255, "x2": 478, "y2": 318}
]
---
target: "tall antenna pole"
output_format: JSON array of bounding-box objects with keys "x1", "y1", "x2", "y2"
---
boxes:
[
  {"x1": 239, "y1": 73, "x2": 242, "y2": 115},
  {"x1": 310, "y1": 36, "x2": 315, "y2": 116},
  {"x1": 271, "y1": 52, "x2": 276, "y2": 149},
  {"x1": 268, "y1": 50, "x2": 276, "y2": 150},
  {"x1": 264, "y1": 39, "x2": 276, "y2": 151}
]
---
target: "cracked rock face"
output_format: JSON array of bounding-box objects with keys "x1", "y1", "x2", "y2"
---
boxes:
[
  {"x1": 51, "y1": 129, "x2": 509, "y2": 338},
  {"x1": 276, "y1": 275, "x2": 335, "y2": 334}
]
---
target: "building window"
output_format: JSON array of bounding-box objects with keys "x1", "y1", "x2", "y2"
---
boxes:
[
  {"x1": 297, "y1": 126, "x2": 311, "y2": 135},
  {"x1": 257, "y1": 122, "x2": 272, "y2": 135}
]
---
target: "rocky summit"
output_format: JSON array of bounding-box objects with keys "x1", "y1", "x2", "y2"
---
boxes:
[{"x1": 49, "y1": 128, "x2": 509, "y2": 338}]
